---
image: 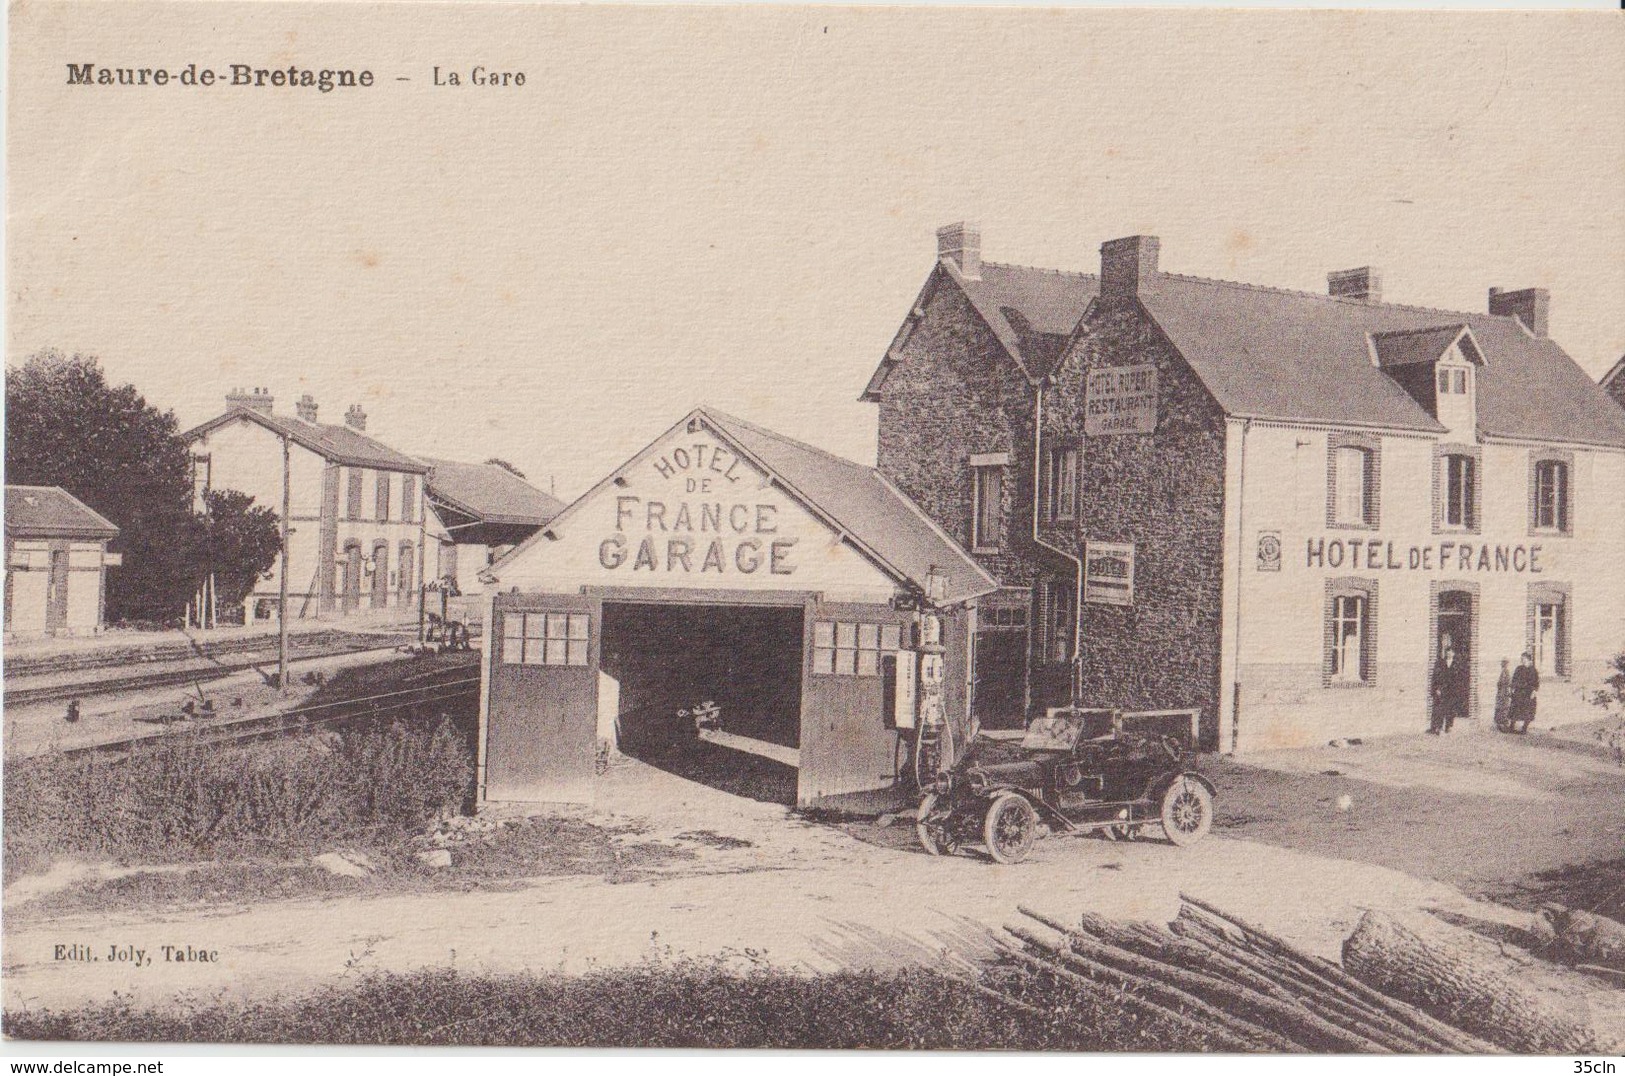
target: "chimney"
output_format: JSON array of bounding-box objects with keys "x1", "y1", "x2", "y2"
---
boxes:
[
  {"x1": 1489, "y1": 287, "x2": 1549, "y2": 338},
  {"x1": 344, "y1": 404, "x2": 368, "y2": 432},
  {"x1": 295, "y1": 393, "x2": 319, "y2": 423},
  {"x1": 1328, "y1": 267, "x2": 1383, "y2": 304},
  {"x1": 1100, "y1": 235, "x2": 1160, "y2": 300},
  {"x1": 225, "y1": 386, "x2": 274, "y2": 416},
  {"x1": 936, "y1": 221, "x2": 981, "y2": 281}
]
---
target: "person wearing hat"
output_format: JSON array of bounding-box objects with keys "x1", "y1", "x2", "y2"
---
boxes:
[
  {"x1": 1429, "y1": 634, "x2": 1469, "y2": 734},
  {"x1": 1508, "y1": 649, "x2": 1540, "y2": 734}
]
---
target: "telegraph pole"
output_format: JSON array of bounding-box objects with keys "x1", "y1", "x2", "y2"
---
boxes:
[{"x1": 278, "y1": 431, "x2": 291, "y2": 694}]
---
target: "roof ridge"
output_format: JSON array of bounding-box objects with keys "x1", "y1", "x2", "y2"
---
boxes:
[
  {"x1": 1371, "y1": 323, "x2": 1469, "y2": 338},
  {"x1": 702, "y1": 408, "x2": 870, "y2": 473},
  {"x1": 980, "y1": 260, "x2": 1098, "y2": 280},
  {"x1": 1152, "y1": 270, "x2": 1513, "y2": 323}
]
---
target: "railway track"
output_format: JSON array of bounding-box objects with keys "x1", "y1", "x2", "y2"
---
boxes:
[
  {"x1": 3, "y1": 628, "x2": 414, "y2": 679},
  {"x1": 3, "y1": 639, "x2": 420, "y2": 708},
  {"x1": 56, "y1": 668, "x2": 482, "y2": 758}
]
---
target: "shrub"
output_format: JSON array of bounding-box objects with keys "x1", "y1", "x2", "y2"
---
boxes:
[
  {"x1": 1592, "y1": 649, "x2": 1625, "y2": 766},
  {"x1": 3, "y1": 720, "x2": 472, "y2": 879}
]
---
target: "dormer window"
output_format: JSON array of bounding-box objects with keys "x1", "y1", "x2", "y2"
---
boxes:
[
  {"x1": 1372, "y1": 324, "x2": 1484, "y2": 436},
  {"x1": 1436, "y1": 367, "x2": 1470, "y2": 396}
]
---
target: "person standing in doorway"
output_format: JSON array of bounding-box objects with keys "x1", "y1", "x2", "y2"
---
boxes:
[
  {"x1": 1508, "y1": 650, "x2": 1540, "y2": 734},
  {"x1": 1429, "y1": 635, "x2": 1468, "y2": 734},
  {"x1": 1493, "y1": 658, "x2": 1512, "y2": 732}
]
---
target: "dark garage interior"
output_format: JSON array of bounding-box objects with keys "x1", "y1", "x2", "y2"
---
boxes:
[{"x1": 599, "y1": 601, "x2": 804, "y2": 803}]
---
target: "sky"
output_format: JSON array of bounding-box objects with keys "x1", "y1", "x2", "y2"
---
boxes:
[{"x1": 8, "y1": 4, "x2": 1623, "y2": 500}]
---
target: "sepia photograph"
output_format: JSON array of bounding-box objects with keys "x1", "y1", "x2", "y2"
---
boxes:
[{"x1": 3, "y1": 0, "x2": 1623, "y2": 1057}]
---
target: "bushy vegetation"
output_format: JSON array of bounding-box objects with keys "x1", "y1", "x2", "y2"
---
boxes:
[
  {"x1": 1591, "y1": 650, "x2": 1625, "y2": 766},
  {"x1": 1, "y1": 958, "x2": 1215, "y2": 1050},
  {"x1": 3, "y1": 720, "x2": 472, "y2": 881}
]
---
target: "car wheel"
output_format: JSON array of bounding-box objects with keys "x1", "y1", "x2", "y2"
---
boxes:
[
  {"x1": 1160, "y1": 777, "x2": 1213, "y2": 847},
  {"x1": 983, "y1": 792, "x2": 1038, "y2": 864},
  {"x1": 916, "y1": 793, "x2": 947, "y2": 856}
]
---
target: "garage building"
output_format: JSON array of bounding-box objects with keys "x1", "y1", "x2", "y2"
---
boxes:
[{"x1": 476, "y1": 407, "x2": 996, "y2": 808}]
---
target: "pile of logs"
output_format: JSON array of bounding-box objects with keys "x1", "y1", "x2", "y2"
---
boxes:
[
  {"x1": 982, "y1": 896, "x2": 1498, "y2": 1052},
  {"x1": 980, "y1": 894, "x2": 1625, "y2": 1053}
]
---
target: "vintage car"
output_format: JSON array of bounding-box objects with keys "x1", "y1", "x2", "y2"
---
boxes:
[{"x1": 915, "y1": 708, "x2": 1216, "y2": 863}]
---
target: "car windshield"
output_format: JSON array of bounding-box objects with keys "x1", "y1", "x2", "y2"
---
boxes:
[{"x1": 1019, "y1": 709, "x2": 1115, "y2": 751}]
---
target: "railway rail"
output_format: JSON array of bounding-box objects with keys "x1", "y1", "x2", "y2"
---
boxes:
[
  {"x1": 53, "y1": 668, "x2": 483, "y2": 758},
  {"x1": 4, "y1": 637, "x2": 427, "y2": 708},
  {"x1": 4, "y1": 627, "x2": 414, "y2": 679}
]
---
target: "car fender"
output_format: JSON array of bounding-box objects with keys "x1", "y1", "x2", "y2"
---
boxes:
[{"x1": 1148, "y1": 769, "x2": 1216, "y2": 803}]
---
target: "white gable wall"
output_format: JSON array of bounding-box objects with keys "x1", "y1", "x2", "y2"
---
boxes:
[{"x1": 491, "y1": 424, "x2": 900, "y2": 605}]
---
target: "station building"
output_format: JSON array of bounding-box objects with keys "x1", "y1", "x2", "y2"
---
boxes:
[
  {"x1": 475, "y1": 407, "x2": 994, "y2": 807},
  {"x1": 868, "y1": 224, "x2": 1625, "y2": 751},
  {"x1": 183, "y1": 389, "x2": 430, "y2": 620},
  {"x1": 420, "y1": 456, "x2": 565, "y2": 596},
  {"x1": 4, "y1": 486, "x2": 120, "y2": 636}
]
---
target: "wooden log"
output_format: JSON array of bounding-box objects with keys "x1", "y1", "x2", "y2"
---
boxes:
[
  {"x1": 1000, "y1": 929, "x2": 1301, "y2": 1052},
  {"x1": 993, "y1": 940, "x2": 1272, "y2": 1052},
  {"x1": 1013, "y1": 915, "x2": 1391, "y2": 1053},
  {"x1": 1180, "y1": 896, "x2": 1500, "y2": 1054},
  {"x1": 1342, "y1": 910, "x2": 1610, "y2": 1054},
  {"x1": 1533, "y1": 904, "x2": 1625, "y2": 971},
  {"x1": 1164, "y1": 918, "x2": 1444, "y2": 1053}
]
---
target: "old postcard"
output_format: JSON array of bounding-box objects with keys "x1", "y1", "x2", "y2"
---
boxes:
[{"x1": 4, "y1": 0, "x2": 1623, "y2": 1055}]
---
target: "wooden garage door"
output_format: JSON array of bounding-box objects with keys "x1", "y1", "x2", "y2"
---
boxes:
[
  {"x1": 485, "y1": 593, "x2": 600, "y2": 803},
  {"x1": 798, "y1": 600, "x2": 914, "y2": 807}
]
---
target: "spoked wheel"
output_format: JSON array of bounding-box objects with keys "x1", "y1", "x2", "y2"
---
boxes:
[
  {"x1": 982, "y1": 792, "x2": 1039, "y2": 864},
  {"x1": 1159, "y1": 777, "x2": 1213, "y2": 847},
  {"x1": 916, "y1": 793, "x2": 958, "y2": 856}
]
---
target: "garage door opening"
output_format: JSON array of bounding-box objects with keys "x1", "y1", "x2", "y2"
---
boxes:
[{"x1": 600, "y1": 601, "x2": 804, "y2": 805}]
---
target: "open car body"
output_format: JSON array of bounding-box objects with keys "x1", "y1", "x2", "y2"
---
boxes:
[{"x1": 916, "y1": 707, "x2": 1216, "y2": 863}]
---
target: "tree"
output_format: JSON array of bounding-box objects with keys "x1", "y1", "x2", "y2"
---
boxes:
[
  {"x1": 197, "y1": 490, "x2": 282, "y2": 616},
  {"x1": 6, "y1": 350, "x2": 202, "y2": 623},
  {"x1": 1592, "y1": 649, "x2": 1625, "y2": 766},
  {"x1": 483, "y1": 457, "x2": 526, "y2": 480}
]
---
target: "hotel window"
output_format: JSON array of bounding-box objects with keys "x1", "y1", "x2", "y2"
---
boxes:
[
  {"x1": 972, "y1": 462, "x2": 1004, "y2": 552},
  {"x1": 347, "y1": 470, "x2": 364, "y2": 519},
  {"x1": 1324, "y1": 579, "x2": 1377, "y2": 686},
  {"x1": 1528, "y1": 586, "x2": 1570, "y2": 679},
  {"x1": 1436, "y1": 367, "x2": 1470, "y2": 396},
  {"x1": 1435, "y1": 450, "x2": 1479, "y2": 532},
  {"x1": 1045, "y1": 444, "x2": 1079, "y2": 523},
  {"x1": 812, "y1": 621, "x2": 902, "y2": 677},
  {"x1": 502, "y1": 612, "x2": 589, "y2": 666},
  {"x1": 1531, "y1": 456, "x2": 1572, "y2": 535},
  {"x1": 1327, "y1": 439, "x2": 1379, "y2": 528},
  {"x1": 376, "y1": 473, "x2": 392, "y2": 521}
]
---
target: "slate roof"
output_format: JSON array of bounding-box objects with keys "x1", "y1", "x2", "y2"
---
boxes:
[
  {"x1": 1370, "y1": 325, "x2": 1480, "y2": 369},
  {"x1": 5, "y1": 486, "x2": 119, "y2": 539},
  {"x1": 182, "y1": 408, "x2": 429, "y2": 472},
  {"x1": 700, "y1": 409, "x2": 999, "y2": 605},
  {"x1": 1139, "y1": 274, "x2": 1625, "y2": 447},
  {"x1": 420, "y1": 458, "x2": 565, "y2": 527},
  {"x1": 868, "y1": 247, "x2": 1625, "y2": 449},
  {"x1": 1603, "y1": 354, "x2": 1625, "y2": 400},
  {"x1": 862, "y1": 260, "x2": 1098, "y2": 398}
]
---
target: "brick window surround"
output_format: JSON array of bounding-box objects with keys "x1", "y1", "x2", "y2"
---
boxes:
[
  {"x1": 1326, "y1": 433, "x2": 1382, "y2": 530},
  {"x1": 1528, "y1": 450, "x2": 1575, "y2": 537},
  {"x1": 1432, "y1": 444, "x2": 1483, "y2": 535},
  {"x1": 346, "y1": 470, "x2": 364, "y2": 520},
  {"x1": 1526, "y1": 581, "x2": 1573, "y2": 680},
  {"x1": 1323, "y1": 577, "x2": 1379, "y2": 687}
]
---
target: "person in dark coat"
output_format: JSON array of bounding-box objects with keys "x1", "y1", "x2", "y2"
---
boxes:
[
  {"x1": 1508, "y1": 650, "x2": 1540, "y2": 734},
  {"x1": 1429, "y1": 635, "x2": 1469, "y2": 734},
  {"x1": 1493, "y1": 658, "x2": 1512, "y2": 732}
]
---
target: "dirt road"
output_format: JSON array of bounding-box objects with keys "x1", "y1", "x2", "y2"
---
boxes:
[{"x1": 17, "y1": 722, "x2": 1623, "y2": 1013}]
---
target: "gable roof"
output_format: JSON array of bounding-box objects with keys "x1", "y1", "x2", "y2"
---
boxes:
[
  {"x1": 5, "y1": 486, "x2": 119, "y2": 539},
  {"x1": 1603, "y1": 354, "x2": 1625, "y2": 399},
  {"x1": 1370, "y1": 324, "x2": 1483, "y2": 369},
  {"x1": 862, "y1": 260, "x2": 1098, "y2": 400},
  {"x1": 420, "y1": 458, "x2": 565, "y2": 527},
  {"x1": 1136, "y1": 274, "x2": 1625, "y2": 447},
  {"x1": 490, "y1": 407, "x2": 998, "y2": 606},
  {"x1": 182, "y1": 407, "x2": 429, "y2": 473}
]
